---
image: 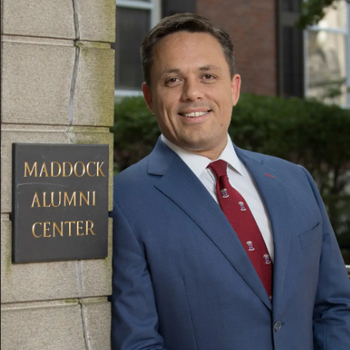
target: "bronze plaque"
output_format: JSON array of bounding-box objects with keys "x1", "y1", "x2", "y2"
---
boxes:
[{"x1": 12, "y1": 144, "x2": 109, "y2": 263}]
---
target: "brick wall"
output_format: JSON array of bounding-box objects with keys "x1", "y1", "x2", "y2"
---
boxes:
[{"x1": 197, "y1": 0, "x2": 277, "y2": 96}]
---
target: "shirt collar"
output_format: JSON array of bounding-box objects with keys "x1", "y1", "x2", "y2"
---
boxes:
[{"x1": 161, "y1": 134, "x2": 245, "y2": 178}]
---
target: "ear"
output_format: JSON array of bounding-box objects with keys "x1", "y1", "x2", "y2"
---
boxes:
[
  {"x1": 142, "y1": 82, "x2": 154, "y2": 113},
  {"x1": 231, "y1": 74, "x2": 241, "y2": 106}
]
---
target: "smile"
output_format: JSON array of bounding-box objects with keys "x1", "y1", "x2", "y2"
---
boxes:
[{"x1": 179, "y1": 110, "x2": 211, "y2": 118}]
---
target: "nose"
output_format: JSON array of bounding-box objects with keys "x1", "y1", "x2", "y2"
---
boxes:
[{"x1": 180, "y1": 78, "x2": 203, "y2": 102}]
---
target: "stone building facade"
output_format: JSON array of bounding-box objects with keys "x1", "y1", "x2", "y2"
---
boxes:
[{"x1": 1, "y1": 1, "x2": 115, "y2": 349}]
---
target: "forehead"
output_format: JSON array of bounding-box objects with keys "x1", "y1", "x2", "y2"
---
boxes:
[{"x1": 151, "y1": 31, "x2": 228, "y2": 72}]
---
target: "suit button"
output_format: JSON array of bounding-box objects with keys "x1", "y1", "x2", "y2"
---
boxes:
[{"x1": 274, "y1": 321, "x2": 282, "y2": 332}]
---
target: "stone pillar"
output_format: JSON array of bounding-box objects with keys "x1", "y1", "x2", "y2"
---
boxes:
[{"x1": 1, "y1": 1, "x2": 115, "y2": 349}]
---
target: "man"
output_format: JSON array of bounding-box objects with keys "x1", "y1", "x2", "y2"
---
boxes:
[{"x1": 111, "y1": 13, "x2": 350, "y2": 350}]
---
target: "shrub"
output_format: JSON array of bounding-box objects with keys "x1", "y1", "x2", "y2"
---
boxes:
[{"x1": 111, "y1": 97, "x2": 159, "y2": 173}]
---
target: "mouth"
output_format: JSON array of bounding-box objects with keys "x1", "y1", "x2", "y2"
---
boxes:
[{"x1": 178, "y1": 110, "x2": 211, "y2": 118}]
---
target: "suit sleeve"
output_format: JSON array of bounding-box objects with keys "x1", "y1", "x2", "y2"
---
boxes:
[
  {"x1": 300, "y1": 166, "x2": 350, "y2": 349},
  {"x1": 111, "y1": 201, "x2": 167, "y2": 350}
]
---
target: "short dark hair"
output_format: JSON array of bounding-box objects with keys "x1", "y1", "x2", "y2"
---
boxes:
[{"x1": 140, "y1": 13, "x2": 235, "y2": 86}]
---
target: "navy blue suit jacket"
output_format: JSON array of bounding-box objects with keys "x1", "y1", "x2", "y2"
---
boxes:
[{"x1": 111, "y1": 139, "x2": 350, "y2": 350}]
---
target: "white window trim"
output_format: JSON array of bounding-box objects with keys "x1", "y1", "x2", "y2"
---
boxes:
[
  {"x1": 304, "y1": 2, "x2": 350, "y2": 108},
  {"x1": 117, "y1": 1, "x2": 153, "y2": 10},
  {"x1": 308, "y1": 26, "x2": 348, "y2": 35},
  {"x1": 114, "y1": 90, "x2": 143, "y2": 97},
  {"x1": 115, "y1": 0, "x2": 161, "y2": 97}
]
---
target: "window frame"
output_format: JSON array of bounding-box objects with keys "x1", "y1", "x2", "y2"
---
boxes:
[
  {"x1": 115, "y1": 0, "x2": 161, "y2": 97},
  {"x1": 303, "y1": 1, "x2": 350, "y2": 108},
  {"x1": 276, "y1": 0, "x2": 305, "y2": 98}
]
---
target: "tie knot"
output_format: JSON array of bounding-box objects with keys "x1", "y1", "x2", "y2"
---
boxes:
[{"x1": 208, "y1": 159, "x2": 228, "y2": 179}]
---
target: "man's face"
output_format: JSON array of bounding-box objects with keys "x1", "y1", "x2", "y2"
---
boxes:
[{"x1": 142, "y1": 31, "x2": 241, "y2": 160}]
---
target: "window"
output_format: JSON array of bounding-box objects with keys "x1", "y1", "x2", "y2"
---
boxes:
[
  {"x1": 114, "y1": 0, "x2": 161, "y2": 97},
  {"x1": 305, "y1": 1, "x2": 350, "y2": 107},
  {"x1": 277, "y1": 0, "x2": 305, "y2": 98}
]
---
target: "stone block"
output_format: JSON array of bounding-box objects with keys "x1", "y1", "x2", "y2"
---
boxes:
[
  {"x1": 2, "y1": 0, "x2": 75, "y2": 39},
  {"x1": 1, "y1": 39, "x2": 75, "y2": 125},
  {"x1": 1, "y1": 125, "x2": 113, "y2": 214},
  {"x1": 1, "y1": 300, "x2": 86, "y2": 350},
  {"x1": 73, "y1": 43, "x2": 115, "y2": 127},
  {"x1": 77, "y1": 0, "x2": 115, "y2": 42},
  {"x1": 1, "y1": 39, "x2": 114, "y2": 128},
  {"x1": 81, "y1": 298, "x2": 111, "y2": 350}
]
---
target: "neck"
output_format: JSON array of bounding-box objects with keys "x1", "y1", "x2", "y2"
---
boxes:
[{"x1": 161, "y1": 135, "x2": 228, "y2": 161}]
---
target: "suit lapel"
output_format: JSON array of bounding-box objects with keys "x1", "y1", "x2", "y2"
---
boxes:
[
  {"x1": 236, "y1": 147, "x2": 298, "y2": 315},
  {"x1": 148, "y1": 140, "x2": 272, "y2": 310}
]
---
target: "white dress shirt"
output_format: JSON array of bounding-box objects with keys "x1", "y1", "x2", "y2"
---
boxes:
[{"x1": 161, "y1": 135, "x2": 274, "y2": 261}]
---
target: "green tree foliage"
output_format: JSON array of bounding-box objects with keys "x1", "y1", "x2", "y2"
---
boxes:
[
  {"x1": 298, "y1": 0, "x2": 349, "y2": 28},
  {"x1": 112, "y1": 94, "x2": 350, "y2": 263}
]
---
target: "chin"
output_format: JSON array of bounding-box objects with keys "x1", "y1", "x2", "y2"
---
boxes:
[{"x1": 182, "y1": 139, "x2": 210, "y2": 152}]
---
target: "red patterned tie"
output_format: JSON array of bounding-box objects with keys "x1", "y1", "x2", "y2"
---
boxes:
[{"x1": 208, "y1": 160, "x2": 273, "y2": 298}]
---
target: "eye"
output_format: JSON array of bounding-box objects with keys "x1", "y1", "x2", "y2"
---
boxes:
[
  {"x1": 202, "y1": 74, "x2": 216, "y2": 81},
  {"x1": 165, "y1": 77, "x2": 180, "y2": 86}
]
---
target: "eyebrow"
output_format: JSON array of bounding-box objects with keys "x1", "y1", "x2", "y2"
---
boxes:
[
  {"x1": 199, "y1": 65, "x2": 222, "y2": 72},
  {"x1": 161, "y1": 65, "x2": 222, "y2": 75},
  {"x1": 161, "y1": 68, "x2": 181, "y2": 75}
]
